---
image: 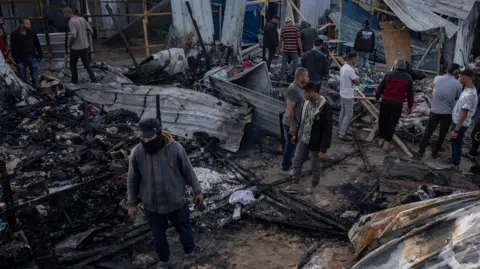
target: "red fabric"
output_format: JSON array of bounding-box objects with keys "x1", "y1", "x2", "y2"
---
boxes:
[
  {"x1": 0, "y1": 37, "x2": 6, "y2": 57},
  {"x1": 376, "y1": 78, "x2": 412, "y2": 105}
]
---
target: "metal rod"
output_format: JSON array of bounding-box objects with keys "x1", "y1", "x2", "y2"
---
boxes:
[
  {"x1": 64, "y1": 18, "x2": 69, "y2": 73},
  {"x1": 185, "y1": 1, "x2": 211, "y2": 69},
  {"x1": 156, "y1": 94, "x2": 161, "y2": 123},
  {"x1": 105, "y1": 4, "x2": 141, "y2": 72}
]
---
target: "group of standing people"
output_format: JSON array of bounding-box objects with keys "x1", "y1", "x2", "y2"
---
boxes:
[{"x1": 4, "y1": 8, "x2": 97, "y2": 88}]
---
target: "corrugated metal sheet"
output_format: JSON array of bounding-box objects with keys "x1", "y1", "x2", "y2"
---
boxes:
[
  {"x1": 0, "y1": 53, "x2": 35, "y2": 110},
  {"x1": 220, "y1": 0, "x2": 245, "y2": 64},
  {"x1": 299, "y1": 0, "x2": 331, "y2": 26},
  {"x1": 102, "y1": 0, "x2": 171, "y2": 44},
  {"x1": 383, "y1": 0, "x2": 459, "y2": 38},
  {"x1": 349, "y1": 191, "x2": 480, "y2": 269},
  {"x1": 229, "y1": 61, "x2": 278, "y2": 98},
  {"x1": 171, "y1": 0, "x2": 215, "y2": 49},
  {"x1": 416, "y1": 0, "x2": 476, "y2": 20},
  {"x1": 453, "y1": 4, "x2": 480, "y2": 65},
  {"x1": 210, "y1": 75, "x2": 284, "y2": 138},
  {"x1": 69, "y1": 71, "x2": 251, "y2": 152}
]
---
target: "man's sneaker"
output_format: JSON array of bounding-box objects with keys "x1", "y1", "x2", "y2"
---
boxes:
[
  {"x1": 382, "y1": 141, "x2": 395, "y2": 151},
  {"x1": 157, "y1": 261, "x2": 171, "y2": 269},
  {"x1": 339, "y1": 135, "x2": 354, "y2": 141},
  {"x1": 284, "y1": 184, "x2": 299, "y2": 194},
  {"x1": 183, "y1": 252, "x2": 196, "y2": 268},
  {"x1": 305, "y1": 186, "x2": 318, "y2": 195},
  {"x1": 377, "y1": 138, "x2": 385, "y2": 147},
  {"x1": 279, "y1": 169, "x2": 294, "y2": 176}
]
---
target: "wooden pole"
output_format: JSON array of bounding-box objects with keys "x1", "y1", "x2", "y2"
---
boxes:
[
  {"x1": 93, "y1": 0, "x2": 100, "y2": 40},
  {"x1": 219, "y1": 4, "x2": 222, "y2": 40},
  {"x1": 263, "y1": 0, "x2": 268, "y2": 26},
  {"x1": 287, "y1": 0, "x2": 306, "y2": 22},
  {"x1": 338, "y1": 0, "x2": 343, "y2": 40},
  {"x1": 437, "y1": 28, "x2": 443, "y2": 75},
  {"x1": 142, "y1": 0, "x2": 150, "y2": 56},
  {"x1": 416, "y1": 36, "x2": 438, "y2": 69}
]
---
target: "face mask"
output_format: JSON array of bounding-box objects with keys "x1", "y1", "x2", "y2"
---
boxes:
[{"x1": 141, "y1": 135, "x2": 165, "y2": 155}]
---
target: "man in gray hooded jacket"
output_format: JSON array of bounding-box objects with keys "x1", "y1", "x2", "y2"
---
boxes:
[{"x1": 127, "y1": 118, "x2": 203, "y2": 269}]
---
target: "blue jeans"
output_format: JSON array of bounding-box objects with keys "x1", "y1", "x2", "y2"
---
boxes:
[
  {"x1": 450, "y1": 124, "x2": 468, "y2": 166},
  {"x1": 16, "y1": 55, "x2": 39, "y2": 87},
  {"x1": 357, "y1": 51, "x2": 370, "y2": 70},
  {"x1": 282, "y1": 124, "x2": 297, "y2": 171},
  {"x1": 145, "y1": 205, "x2": 195, "y2": 262},
  {"x1": 280, "y1": 53, "x2": 298, "y2": 80}
]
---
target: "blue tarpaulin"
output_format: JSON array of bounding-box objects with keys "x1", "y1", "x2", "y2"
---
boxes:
[{"x1": 211, "y1": 0, "x2": 264, "y2": 44}]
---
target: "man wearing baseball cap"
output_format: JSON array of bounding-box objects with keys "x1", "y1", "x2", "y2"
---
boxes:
[
  {"x1": 279, "y1": 17, "x2": 303, "y2": 81},
  {"x1": 127, "y1": 118, "x2": 203, "y2": 268},
  {"x1": 300, "y1": 37, "x2": 329, "y2": 92}
]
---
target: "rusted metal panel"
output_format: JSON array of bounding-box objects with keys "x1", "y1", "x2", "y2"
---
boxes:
[{"x1": 349, "y1": 191, "x2": 480, "y2": 268}]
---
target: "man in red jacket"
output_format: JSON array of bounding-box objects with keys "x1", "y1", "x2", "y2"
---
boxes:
[{"x1": 375, "y1": 58, "x2": 413, "y2": 151}]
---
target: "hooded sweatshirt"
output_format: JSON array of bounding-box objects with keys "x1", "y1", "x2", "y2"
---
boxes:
[
  {"x1": 296, "y1": 96, "x2": 333, "y2": 152},
  {"x1": 300, "y1": 21, "x2": 318, "y2": 52},
  {"x1": 127, "y1": 133, "x2": 202, "y2": 214}
]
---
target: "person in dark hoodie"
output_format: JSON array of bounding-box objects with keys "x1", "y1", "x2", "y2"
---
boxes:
[
  {"x1": 284, "y1": 81, "x2": 333, "y2": 194},
  {"x1": 376, "y1": 58, "x2": 413, "y2": 151},
  {"x1": 127, "y1": 118, "x2": 203, "y2": 269},
  {"x1": 263, "y1": 15, "x2": 280, "y2": 71},
  {"x1": 354, "y1": 19, "x2": 375, "y2": 71},
  {"x1": 300, "y1": 37, "x2": 329, "y2": 92},
  {"x1": 10, "y1": 18, "x2": 43, "y2": 87},
  {"x1": 300, "y1": 21, "x2": 318, "y2": 53}
]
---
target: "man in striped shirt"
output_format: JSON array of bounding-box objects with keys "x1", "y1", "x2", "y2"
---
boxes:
[{"x1": 279, "y1": 18, "x2": 303, "y2": 81}]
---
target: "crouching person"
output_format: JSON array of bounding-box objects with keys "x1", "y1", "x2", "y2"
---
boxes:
[
  {"x1": 285, "y1": 82, "x2": 333, "y2": 194},
  {"x1": 127, "y1": 118, "x2": 203, "y2": 269}
]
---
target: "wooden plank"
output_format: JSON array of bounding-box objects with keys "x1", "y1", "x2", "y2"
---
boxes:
[
  {"x1": 380, "y1": 21, "x2": 411, "y2": 70},
  {"x1": 416, "y1": 36, "x2": 438, "y2": 68},
  {"x1": 287, "y1": 0, "x2": 307, "y2": 22}
]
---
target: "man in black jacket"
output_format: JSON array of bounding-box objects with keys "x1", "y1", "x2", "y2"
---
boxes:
[
  {"x1": 262, "y1": 16, "x2": 279, "y2": 71},
  {"x1": 354, "y1": 20, "x2": 375, "y2": 71},
  {"x1": 300, "y1": 21, "x2": 317, "y2": 53},
  {"x1": 284, "y1": 81, "x2": 333, "y2": 194},
  {"x1": 11, "y1": 18, "x2": 43, "y2": 87},
  {"x1": 300, "y1": 38, "x2": 329, "y2": 92}
]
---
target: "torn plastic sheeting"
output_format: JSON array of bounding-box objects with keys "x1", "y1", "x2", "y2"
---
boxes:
[
  {"x1": 142, "y1": 48, "x2": 188, "y2": 75},
  {"x1": 0, "y1": 53, "x2": 36, "y2": 110},
  {"x1": 229, "y1": 190, "x2": 255, "y2": 206},
  {"x1": 70, "y1": 83, "x2": 251, "y2": 152},
  {"x1": 350, "y1": 191, "x2": 480, "y2": 269}
]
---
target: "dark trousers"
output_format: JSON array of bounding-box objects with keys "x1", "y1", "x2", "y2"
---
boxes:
[
  {"x1": 450, "y1": 124, "x2": 468, "y2": 166},
  {"x1": 469, "y1": 121, "x2": 480, "y2": 156},
  {"x1": 418, "y1": 112, "x2": 451, "y2": 156},
  {"x1": 262, "y1": 46, "x2": 276, "y2": 71},
  {"x1": 145, "y1": 206, "x2": 195, "y2": 262},
  {"x1": 16, "y1": 55, "x2": 39, "y2": 87},
  {"x1": 378, "y1": 100, "x2": 403, "y2": 142},
  {"x1": 281, "y1": 124, "x2": 297, "y2": 171},
  {"x1": 70, "y1": 48, "x2": 97, "y2": 84}
]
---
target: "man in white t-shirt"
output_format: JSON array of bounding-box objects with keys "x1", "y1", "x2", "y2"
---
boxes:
[{"x1": 339, "y1": 53, "x2": 360, "y2": 141}]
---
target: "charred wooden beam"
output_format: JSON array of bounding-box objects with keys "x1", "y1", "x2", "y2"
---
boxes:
[{"x1": 0, "y1": 159, "x2": 16, "y2": 230}]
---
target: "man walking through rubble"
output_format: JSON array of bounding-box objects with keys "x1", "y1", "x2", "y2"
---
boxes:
[
  {"x1": 417, "y1": 63, "x2": 462, "y2": 158},
  {"x1": 63, "y1": 7, "x2": 97, "y2": 84},
  {"x1": 338, "y1": 52, "x2": 360, "y2": 141},
  {"x1": 263, "y1": 15, "x2": 280, "y2": 71},
  {"x1": 300, "y1": 21, "x2": 318, "y2": 53},
  {"x1": 279, "y1": 18, "x2": 303, "y2": 81},
  {"x1": 281, "y1": 67, "x2": 309, "y2": 175},
  {"x1": 127, "y1": 118, "x2": 203, "y2": 269},
  {"x1": 444, "y1": 68, "x2": 478, "y2": 169},
  {"x1": 284, "y1": 81, "x2": 333, "y2": 194},
  {"x1": 466, "y1": 58, "x2": 480, "y2": 160},
  {"x1": 354, "y1": 20, "x2": 375, "y2": 71},
  {"x1": 10, "y1": 18, "x2": 43, "y2": 88},
  {"x1": 300, "y1": 38, "x2": 329, "y2": 92},
  {"x1": 376, "y1": 58, "x2": 413, "y2": 151}
]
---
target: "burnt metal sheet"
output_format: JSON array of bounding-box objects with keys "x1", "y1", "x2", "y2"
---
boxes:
[
  {"x1": 171, "y1": 0, "x2": 215, "y2": 49},
  {"x1": 454, "y1": 4, "x2": 480, "y2": 65},
  {"x1": 101, "y1": 0, "x2": 171, "y2": 44},
  {"x1": 67, "y1": 66, "x2": 251, "y2": 152},
  {"x1": 210, "y1": 76, "x2": 284, "y2": 138},
  {"x1": 417, "y1": 0, "x2": 476, "y2": 20},
  {"x1": 299, "y1": 0, "x2": 331, "y2": 26},
  {"x1": 0, "y1": 53, "x2": 36, "y2": 110},
  {"x1": 350, "y1": 191, "x2": 480, "y2": 269},
  {"x1": 220, "y1": 0, "x2": 246, "y2": 64},
  {"x1": 382, "y1": 0, "x2": 459, "y2": 38},
  {"x1": 228, "y1": 61, "x2": 278, "y2": 98}
]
